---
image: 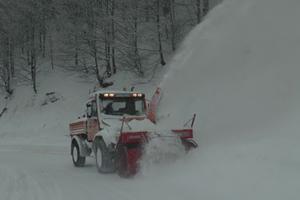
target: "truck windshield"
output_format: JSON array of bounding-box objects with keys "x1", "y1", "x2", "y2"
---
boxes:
[{"x1": 101, "y1": 97, "x2": 145, "y2": 116}]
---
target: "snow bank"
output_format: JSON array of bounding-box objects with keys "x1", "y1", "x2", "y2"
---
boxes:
[
  {"x1": 151, "y1": 0, "x2": 300, "y2": 198},
  {"x1": 160, "y1": 0, "x2": 300, "y2": 144}
]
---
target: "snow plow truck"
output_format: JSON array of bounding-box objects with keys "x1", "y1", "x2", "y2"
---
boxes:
[{"x1": 69, "y1": 88, "x2": 197, "y2": 177}]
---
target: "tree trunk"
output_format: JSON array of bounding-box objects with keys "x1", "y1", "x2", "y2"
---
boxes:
[
  {"x1": 74, "y1": 34, "x2": 79, "y2": 67},
  {"x1": 9, "y1": 37, "x2": 14, "y2": 77},
  {"x1": 41, "y1": 15, "x2": 46, "y2": 58},
  {"x1": 39, "y1": 31, "x2": 43, "y2": 52},
  {"x1": 94, "y1": 49, "x2": 103, "y2": 86},
  {"x1": 42, "y1": 31, "x2": 46, "y2": 58},
  {"x1": 83, "y1": 57, "x2": 89, "y2": 73},
  {"x1": 30, "y1": 24, "x2": 37, "y2": 93},
  {"x1": 105, "y1": 0, "x2": 111, "y2": 74},
  {"x1": 169, "y1": 0, "x2": 176, "y2": 51},
  {"x1": 196, "y1": 0, "x2": 202, "y2": 23},
  {"x1": 203, "y1": 0, "x2": 209, "y2": 17},
  {"x1": 49, "y1": 34, "x2": 54, "y2": 70},
  {"x1": 133, "y1": 0, "x2": 142, "y2": 76},
  {"x1": 145, "y1": 1, "x2": 150, "y2": 22},
  {"x1": 4, "y1": 64, "x2": 12, "y2": 95},
  {"x1": 111, "y1": 0, "x2": 117, "y2": 74},
  {"x1": 31, "y1": 55, "x2": 37, "y2": 94},
  {"x1": 156, "y1": 0, "x2": 166, "y2": 66},
  {"x1": 2, "y1": 36, "x2": 12, "y2": 95}
]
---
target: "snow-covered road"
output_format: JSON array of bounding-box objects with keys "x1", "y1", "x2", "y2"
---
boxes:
[
  {"x1": 0, "y1": 143, "x2": 66, "y2": 200},
  {"x1": 0, "y1": 141, "x2": 141, "y2": 200},
  {"x1": 1, "y1": 128, "x2": 300, "y2": 200},
  {"x1": 0, "y1": 139, "x2": 198, "y2": 200}
]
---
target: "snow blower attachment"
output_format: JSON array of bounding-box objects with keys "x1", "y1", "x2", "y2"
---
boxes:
[{"x1": 69, "y1": 88, "x2": 197, "y2": 177}]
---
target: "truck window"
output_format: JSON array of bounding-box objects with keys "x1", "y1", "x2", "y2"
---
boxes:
[
  {"x1": 86, "y1": 100, "x2": 97, "y2": 117},
  {"x1": 101, "y1": 97, "x2": 145, "y2": 116}
]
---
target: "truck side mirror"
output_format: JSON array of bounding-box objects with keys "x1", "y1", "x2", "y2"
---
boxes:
[{"x1": 86, "y1": 104, "x2": 92, "y2": 118}]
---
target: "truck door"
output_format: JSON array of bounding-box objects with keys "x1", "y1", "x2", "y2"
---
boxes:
[{"x1": 86, "y1": 100, "x2": 100, "y2": 141}]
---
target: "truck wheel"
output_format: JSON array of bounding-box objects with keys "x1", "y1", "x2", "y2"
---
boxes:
[
  {"x1": 71, "y1": 141, "x2": 86, "y2": 167},
  {"x1": 95, "y1": 139, "x2": 114, "y2": 173}
]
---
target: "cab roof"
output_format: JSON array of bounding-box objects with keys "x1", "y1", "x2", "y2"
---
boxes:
[{"x1": 89, "y1": 89, "x2": 145, "y2": 98}]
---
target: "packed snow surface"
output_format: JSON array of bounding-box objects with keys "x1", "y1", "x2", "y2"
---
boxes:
[{"x1": 1, "y1": 0, "x2": 300, "y2": 199}]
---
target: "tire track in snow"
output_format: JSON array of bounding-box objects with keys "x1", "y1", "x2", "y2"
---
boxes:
[
  {"x1": 0, "y1": 143, "x2": 68, "y2": 156},
  {"x1": 0, "y1": 167, "x2": 62, "y2": 200}
]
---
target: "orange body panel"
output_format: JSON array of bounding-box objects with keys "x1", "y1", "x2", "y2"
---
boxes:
[
  {"x1": 69, "y1": 117, "x2": 100, "y2": 142},
  {"x1": 87, "y1": 118, "x2": 100, "y2": 141},
  {"x1": 69, "y1": 119, "x2": 87, "y2": 136}
]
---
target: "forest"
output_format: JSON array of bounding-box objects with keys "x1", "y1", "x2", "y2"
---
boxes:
[{"x1": 0, "y1": 0, "x2": 211, "y2": 94}]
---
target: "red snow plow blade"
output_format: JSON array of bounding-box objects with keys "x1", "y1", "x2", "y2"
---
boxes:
[
  {"x1": 117, "y1": 131, "x2": 146, "y2": 177},
  {"x1": 118, "y1": 129, "x2": 197, "y2": 146},
  {"x1": 116, "y1": 114, "x2": 197, "y2": 177}
]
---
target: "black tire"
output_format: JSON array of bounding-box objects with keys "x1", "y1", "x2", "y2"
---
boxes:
[
  {"x1": 71, "y1": 141, "x2": 86, "y2": 167},
  {"x1": 94, "y1": 138, "x2": 115, "y2": 173}
]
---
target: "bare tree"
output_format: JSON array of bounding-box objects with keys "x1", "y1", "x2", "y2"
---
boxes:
[
  {"x1": 117, "y1": 0, "x2": 143, "y2": 76},
  {"x1": 196, "y1": 0, "x2": 202, "y2": 23},
  {"x1": 0, "y1": 0, "x2": 215, "y2": 95},
  {"x1": 156, "y1": 0, "x2": 166, "y2": 65},
  {"x1": 203, "y1": 0, "x2": 209, "y2": 17},
  {"x1": 111, "y1": 0, "x2": 117, "y2": 74},
  {"x1": 0, "y1": 36, "x2": 13, "y2": 95},
  {"x1": 0, "y1": 1, "x2": 14, "y2": 95}
]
